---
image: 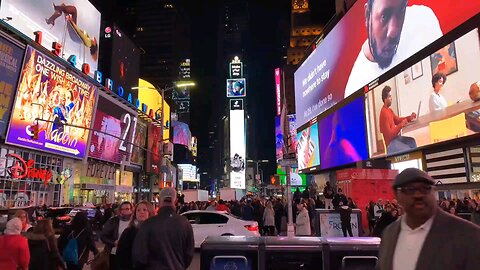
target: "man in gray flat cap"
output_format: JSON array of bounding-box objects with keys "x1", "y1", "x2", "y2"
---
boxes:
[{"x1": 377, "y1": 168, "x2": 480, "y2": 270}]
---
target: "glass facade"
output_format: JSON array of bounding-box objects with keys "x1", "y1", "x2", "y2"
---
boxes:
[{"x1": 0, "y1": 145, "x2": 63, "y2": 208}]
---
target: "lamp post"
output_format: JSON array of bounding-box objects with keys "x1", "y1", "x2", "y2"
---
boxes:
[{"x1": 247, "y1": 159, "x2": 269, "y2": 195}]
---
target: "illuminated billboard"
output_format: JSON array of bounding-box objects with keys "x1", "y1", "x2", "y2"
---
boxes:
[
  {"x1": 88, "y1": 95, "x2": 138, "y2": 164},
  {"x1": 109, "y1": 25, "x2": 140, "y2": 105},
  {"x1": 172, "y1": 121, "x2": 192, "y2": 148},
  {"x1": 230, "y1": 99, "x2": 246, "y2": 189},
  {"x1": 131, "y1": 119, "x2": 147, "y2": 165},
  {"x1": 366, "y1": 28, "x2": 480, "y2": 157},
  {"x1": 277, "y1": 167, "x2": 306, "y2": 186},
  {"x1": 178, "y1": 164, "x2": 199, "y2": 182},
  {"x1": 275, "y1": 68, "x2": 281, "y2": 116},
  {"x1": 275, "y1": 114, "x2": 297, "y2": 161},
  {"x1": 0, "y1": 34, "x2": 24, "y2": 138},
  {"x1": 138, "y1": 79, "x2": 170, "y2": 140},
  {"x1": 0, "y1": 0, "x2": 101, "y2": 76},
  {"x1": 6, "y1": 46, "x2": 97, "y2": 158},
  {"x1": 146, "y1": 123, "x2": 160, "y2": 174},
  {"x1": 227, "y1": 78, "x2": 246, "y2": 97},
  {"x1": 296, "y1": 120, "x2": 320, "y2": 171},
  {"x1": 294, "y1": 0, "x2": 480, "y2": 128}
]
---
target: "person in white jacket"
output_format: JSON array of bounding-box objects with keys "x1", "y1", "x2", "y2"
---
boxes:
[
  {"x1": 295, "y1": 202, "x2": 311, "y2": 236},
  {"x1": 263, "y1": 201, "x2": 275, "y2": 236}
]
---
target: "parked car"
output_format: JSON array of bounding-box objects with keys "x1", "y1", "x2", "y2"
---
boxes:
[
  {"x1": 43, "y1": 207, "x2": 72, "y2": 234},
  {"x1": 181, "y1": 210, "x2": 260, "y2": 248}
]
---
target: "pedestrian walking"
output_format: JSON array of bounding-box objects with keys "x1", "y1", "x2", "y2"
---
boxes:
[
  {"x1": 0, "y1": 218, "x2": 30, "y2": 270},
  {"x1": 116, "y1": 201, "x2": 155, "y2": 270},
  {"x1": 26, "y1": 219, "x2": 66, "y2": 270},
  {"x1": 262, "y1": 201, "x2": 275, "y2": 236},
  {"x1": 295, "y1": 202, "x2": 311, "y2": 236},
  {"x1": 132, "y1": 187, "x2": 194, "y2": 270},
  {"x1": 100, "y1": 201, "x2": 133, "y2": 270},
  {"x1": 377, "y1": 168, "x2": 480, "y2": 270},
  {"x1": 58, "y1": 212, "x2": 98, "y2": 270}
]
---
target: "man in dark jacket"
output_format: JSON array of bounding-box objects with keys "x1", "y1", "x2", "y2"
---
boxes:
[
  {"x1": 333, "y1": 188, "x2": 348, "y2": 209},
  {"x1": 101, "y1": 201, "x2": 132, "y2": 270},
  {"x1": 133, "y1": 187, "x2": 194, "y2": 270},
  {"x1": 338, "y1": 201, "x2": 353, "y2": 237}
]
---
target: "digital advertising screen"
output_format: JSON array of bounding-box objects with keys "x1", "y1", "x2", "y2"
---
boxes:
[
  {"x1": 0, "y1": 34, "x2": 24, "y2": 138},
  {"x1": 146, "y1": 123, "x2": 160, "y2": 174},
  {"x1": 109, "y1": 25, "x2": 140, "y2": 104},
  {"x1": 0, "y1": 0, "x2": 101, "y2": 77},
  {"x1": 366, "y1": 28, "x2": 480, "y2": 157},
  {"x1": 294, "y1": 0, "x2": 480, "y2": 128},
  {"x1": 275, "y1": 116, "x2": 283, "y2": 161},
  {"x1": 277, "y1": 167, "x2": 306, "y2": 186},
  {"x1": 230, "y1": 104, "x2": 246, "y2": 189},
  {"x1": 89, "y1": 95, "x2": 138, "y2": 164},
  {"x1": 296, "y1": 121, "x2": 320, "y2": 171},
  {"x1": 172, "y1": 121, "x2": 192, "y2": 149},
  {"x1": 319, "y1": 96, "x2": 368, "y2": 170},
  {"x1": 130, "y1": 119, "x2": 147, "y2": 165},
  {"x1": 227, "y1": 78, "x2": 246, "y2": 97},
  {"x1": 6, "y1": 46, "x2": 97, "y2": 159}
]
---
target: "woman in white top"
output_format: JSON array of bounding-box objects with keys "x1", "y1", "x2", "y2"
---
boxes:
[
  {"x1": 295, "y1": 202, "x2": 311, "y2": 236},
  {"x1": 429, "y1": 72, "x2": 448, "y2": 111},
  {"x1": 262, "y1": 201, "x2": 275, "y2": 236}
]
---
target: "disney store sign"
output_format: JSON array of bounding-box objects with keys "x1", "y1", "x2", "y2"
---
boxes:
[{"x1": 6, "y1": 153, "x2": 53, "y2": 186}]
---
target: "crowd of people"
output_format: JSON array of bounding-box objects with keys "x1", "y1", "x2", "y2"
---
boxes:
[{"x1": 0, "y1": 187, "x2": 195, "y2": 270}]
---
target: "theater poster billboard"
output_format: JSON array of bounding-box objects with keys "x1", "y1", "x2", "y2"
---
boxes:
[
  {"x1": 5, "y1": 45, "x2": 97, "y2": 159},
  {"x1": 0, "y1": 0, "x2": 101, "y2": 76}
]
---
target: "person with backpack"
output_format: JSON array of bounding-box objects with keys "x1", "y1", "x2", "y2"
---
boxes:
[
  {"x1": 323, "y1": 182, "x2": 334, "y2": 209},
  {"x1": 26, "y1": 219, "x2": 66, "y2": 270},
  {"x1": 58, "y1": 212, "x2": 98, "y2": 270}
]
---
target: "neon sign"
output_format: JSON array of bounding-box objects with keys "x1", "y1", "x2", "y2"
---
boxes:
[{"x1": 6, "y1": 154, "x2": 53, "y2": 186}]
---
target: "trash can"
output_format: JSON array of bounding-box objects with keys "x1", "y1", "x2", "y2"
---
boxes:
[
  {"x1": 200, "y1": 236, "x2": 261, "y2": 270},
  {"x1": 263, "y1": 236, "x2": 324, "y2": 270},
  {"x1": 323, "y1": 237, "x2": 380, "y2": 270}
]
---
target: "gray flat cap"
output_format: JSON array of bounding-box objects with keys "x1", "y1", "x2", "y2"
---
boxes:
[{"x1": 393, "y1": 168, "x2": 435, "y2": 188}]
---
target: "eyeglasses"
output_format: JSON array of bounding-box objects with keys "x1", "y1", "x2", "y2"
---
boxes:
[{"x1": 397, "y1": 185, "x2": 433, "y2": 195}]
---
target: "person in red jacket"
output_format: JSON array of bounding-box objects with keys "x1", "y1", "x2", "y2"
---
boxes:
[
  {"x1": 379, "y1": 86, "x2": 417, "y2": 155},
  {"x1": 0, "y1": 218, "x2": 30, "y2": 270},
  {"x1": 215, "y1": 200, "x2": 230, "y2": 213}
]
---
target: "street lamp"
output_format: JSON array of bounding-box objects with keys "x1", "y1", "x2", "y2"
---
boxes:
[{"x1": 247, "y1": 159, "x2": 269, "y2": 194}]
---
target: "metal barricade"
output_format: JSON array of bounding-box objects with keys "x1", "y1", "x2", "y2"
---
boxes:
[
  {"x1": 200, "y1": 236, "x2": 261, "y2": 270},
  {"x1": 322, "y1": 237, "x2": 380, "y2": 270}
]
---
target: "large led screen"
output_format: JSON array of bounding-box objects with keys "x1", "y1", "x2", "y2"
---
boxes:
[
  {"x1": 294, "y1": 0, "x2": 480, "y2": 128},
  {"x1": 146, "y1": 123, "x2": 160, "y2": 174},
  {"x1": 366, "y1": 28, "x2": 480, "y2": 157},
  {"x1": 89, "y1": 95, "x2": 138, "y2": 164},
  {"x1": 275, "y1": 116, "x2": 283, "y2": 161},
  {"x1": 296, "y1": 121, "x2": 320, "y2": 171},
  {"x1": 110, "y1": 25, "x2": 140, "y2": 104},
  {"x1": 131, "y1": 119, "x2": 147, "y2": 165},
  {"x1": 6, "y1": 46, "x2": 97, "y2": 158},
  {"x1": 319, "y1": 96, "x2": 368, "y2": 170},
  {"x1": 0, "y1": 0, "x2": 101, "y2": 77},
  {"x1": 276, "y1": 114, "x2": 297, "y2": 161},
  {"x1": 227, "y1": 78, "x2": 246, "y2": 97},
  {"x1": 230, "y1": 106, "x2": 246, "y2": 189},
  {"x1": 172, "y1": 121, "x2": 192, "y2": 149},
  {"x1": 0, "y1": 34, "x2": 24, "y2": 138}
]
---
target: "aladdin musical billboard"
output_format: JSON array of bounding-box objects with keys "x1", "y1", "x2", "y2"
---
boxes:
[
  {"x1": 0, "y1": 0, "x2": 101, "y2": 77},
  {"x1": 6, "y1": 45, "x2": 97, "y2": 158},
  {"x1": 0, "y1": 33, "x2": 24, "y2": 138},
  {"x1": 294, "y1": 0, "x2": 480, "y2": 128},
  {"x1": 88, "y1": 95, "x2": 138, "y2": 164}
]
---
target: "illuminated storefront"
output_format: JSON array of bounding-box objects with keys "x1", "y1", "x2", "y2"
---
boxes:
[{"x1": 0, "y1": 145, "x2": 64, "y2": 207}]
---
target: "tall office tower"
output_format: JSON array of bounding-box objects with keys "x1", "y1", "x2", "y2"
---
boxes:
[{"x1": 210, "y1": 0, "x2": 251, "y2": 188}]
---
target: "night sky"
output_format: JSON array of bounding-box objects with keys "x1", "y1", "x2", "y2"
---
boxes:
[{"x1": 90, "y1": 0, "x2": 336, "y2": 185}]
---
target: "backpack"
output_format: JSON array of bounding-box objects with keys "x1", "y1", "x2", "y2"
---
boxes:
[{"x1": 63, "y1": 229, "x2": 85, "y2": 265}]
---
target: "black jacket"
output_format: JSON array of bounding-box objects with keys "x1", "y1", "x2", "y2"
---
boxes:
[
  {"x1": 338, "y1": 206, "x2": 352, "y2": 224},
  {"x1": 27, "y1": 233, "x2": 65, "y2": 270},
  {"x1": 100, "y1": 216, "x2": 120, "y2": 251},
  {"x1": 132, "y1": 206, "x2": 194, "y2": 270},
  {"x1": 116, "y1": 226, "x2": 138, "y2": 270},
  {"x1": 58, "y1": 227, "x2": 98, "y2": 267}
]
